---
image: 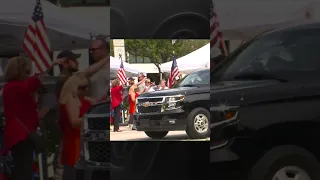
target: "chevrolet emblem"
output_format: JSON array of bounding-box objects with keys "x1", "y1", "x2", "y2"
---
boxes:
[{"x1": 143, "y1": 102, "x2": 150, "y2": 107}]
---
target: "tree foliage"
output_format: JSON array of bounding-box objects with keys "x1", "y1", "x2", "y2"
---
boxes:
[
  {"x1": 110, "y1": 40, "x2": 114, "y2": 56},
  {"x1": 124, "y1": 39, "x2": 208, "y2": 73}
]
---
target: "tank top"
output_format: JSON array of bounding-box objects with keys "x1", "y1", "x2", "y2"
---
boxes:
[
  {"x1": 128, "y1": 92, "x2": 139, "y2": 115},
  {"x1": 60, "y1": 98, "x2": 92, "y2": 166}
]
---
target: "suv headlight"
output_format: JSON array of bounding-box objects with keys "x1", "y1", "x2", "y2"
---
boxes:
[{"x1": 165, "y1": 95, "x2": 185, "y2": 110}]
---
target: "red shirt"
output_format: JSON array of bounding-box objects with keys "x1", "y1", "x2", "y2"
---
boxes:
[
  {"x1": 128, "y1": 92, "x2": 139, "y2": 115},
  {"x1": 2, "y1": 75, "x2": 41, "y2": 152},
  {"x1": 111, "y1": 85, "x2": 123, "y2": 109},
  {"x1": 60, "y1": 98, "x2": 92, "y2": 166}
]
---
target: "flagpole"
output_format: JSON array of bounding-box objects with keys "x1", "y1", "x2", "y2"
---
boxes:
[{"x1": 118, "y1": 53, "x2": 125, "y2": 124}]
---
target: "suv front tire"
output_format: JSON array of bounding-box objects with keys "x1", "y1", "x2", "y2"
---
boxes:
[
  {"x1": 145, "y1": 131, "x2": 169, "y2": 139},
  {"x1": 249, "y1": 145, "x2": 320, "y2": 180},
  {"x1": 186, "y1": 107, "x2": 210, "y2": 139}
]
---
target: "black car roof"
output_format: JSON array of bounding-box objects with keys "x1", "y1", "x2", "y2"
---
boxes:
[{"x1": 261, "y1": 21, "x2": 320, "y2": 37}]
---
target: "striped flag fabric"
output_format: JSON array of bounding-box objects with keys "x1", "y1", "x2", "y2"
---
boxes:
[
  {"x1": 167, "y1": 56, "x2": 180, "y2": 88},
  {"x1": 117, "y1": 55, "x2": 127, "y2": 85},
  {"x1": 210, "y1": 1, "x2": 228, "y2": 57},
  {"x1": 23, "y1": 0, "x2": 51, "y2": 73}
]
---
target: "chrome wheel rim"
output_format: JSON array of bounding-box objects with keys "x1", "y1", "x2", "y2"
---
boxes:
[
  {"x1": 194, "y1": 114, "x2": 209, "y2": 133},
  {"x1": 272, "y1": 166, "x2": 311, "y2": 180}
]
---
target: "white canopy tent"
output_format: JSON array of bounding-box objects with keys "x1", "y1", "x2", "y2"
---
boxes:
[
  {"x1": 110, "y1": 56, "x2": 140, "y2": 79},
  {"x1": 215, "y1": 0, "x2": 320, "y2": 40},
  {"x1": 0, "y1": 0, "x2": 110, "y2": 54},
  {"x1": 160, "y1": 43, "x2": 210, "y2": 74}
]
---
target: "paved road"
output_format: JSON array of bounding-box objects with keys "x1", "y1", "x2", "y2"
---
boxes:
[{"x1": 110, "y1": 126, "x2": 209, "y2": 141}]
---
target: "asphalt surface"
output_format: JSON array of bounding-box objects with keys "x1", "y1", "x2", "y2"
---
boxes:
[{"x1": 110, "y1": 125, "x2": 210, "y2": 141}]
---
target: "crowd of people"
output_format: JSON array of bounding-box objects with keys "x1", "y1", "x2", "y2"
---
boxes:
[
  {"x1": 1, "y1": 38, "x2": 110, "y2": 180},
  {"x1": 110, "y1": 72, "x2": 180, "y2": 132}
]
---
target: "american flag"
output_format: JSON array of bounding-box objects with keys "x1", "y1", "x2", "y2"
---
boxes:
[
  {"x1": 167, "y1": 56, "x2": 180, "y2": 88},
  {"x1": 117, "y1": 54, "x2": 127, "y2": 85},
  {"x1": 210, "y1": 1, "x2": 228, "y2": 57},
  {"x1": 23, "y1": 0, "x2": 51, "y2": 73}
]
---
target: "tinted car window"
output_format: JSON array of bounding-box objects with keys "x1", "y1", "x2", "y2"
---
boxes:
[
  {"x1": 177, "y1": 69, "x2": 210, "y2": 87},
  {"x1": 211, "y1": 29, "x2": 320, "y2": 81}
]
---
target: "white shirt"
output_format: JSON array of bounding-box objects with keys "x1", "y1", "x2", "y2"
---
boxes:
[
  {"x1": 146, "y1": 86, "x2": 155, "y2": 92},
  {"x1": 158, "y1": 86, "x2": 169, "y2": 90},
  {"x1": 138, "y1": 82, "x2": 146, "y2": 93}
]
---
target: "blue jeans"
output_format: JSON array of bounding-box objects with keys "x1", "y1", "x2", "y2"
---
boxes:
[{"x1": 129, "y1": 115, "x2": 137, "y2": 129}]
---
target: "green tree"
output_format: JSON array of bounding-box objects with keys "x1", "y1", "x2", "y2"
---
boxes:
[
  {"x1": 110, "y1": 40, "x2": 114, "y2": 56},
  {"x1": 175, "y1": 39, "x2": 209, "y2": 57},
  {"x1": 125, "y1": 40, "x2": 177, "y2": 73},
  {"x1": 125, "y1": 39, "x2": 209, "y2": 73},
  {"x1": 124, "y1": 39, "x2": 148, "y2": 63}
]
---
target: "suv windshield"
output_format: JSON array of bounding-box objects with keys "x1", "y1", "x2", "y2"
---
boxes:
[
  {"x1": 176, "y1": 69, "x2": 210, "y2": 87},
  {"x1": 211, "y1": 28, "x2": 320, "y2": 82}
]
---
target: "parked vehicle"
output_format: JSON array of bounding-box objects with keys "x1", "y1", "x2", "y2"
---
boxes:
[
  {"x1": 135, "y1": 68, "x2": 210, "y2": 139},
  {"x1": 210, "y1": 22, "x2": 320, "y2": 180},
  {"x1": 77, "y1": 101, "x2": 110, "y2": 180}
]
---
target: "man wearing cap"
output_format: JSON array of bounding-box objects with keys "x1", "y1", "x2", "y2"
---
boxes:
[
  {"x1": 55, "y1": 49, "x2": 109, "y2": 99},
  {"x1": 55, "y1": 50, "x2": 81, "y2": 98},
  {"x1": 52, "y1": 50, "x2": 109, "y2": 180},
  {"x1": 127, "y1": 77, "x2": 135, "y2": 87}
]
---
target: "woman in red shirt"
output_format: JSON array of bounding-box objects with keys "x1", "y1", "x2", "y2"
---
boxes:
[
  {"x1": 110, "y1": 79, "x2": 123, "y2": 132},
  {"x1": 59, "y1": 73, "x2": 92, "y2": 180},
  {"x1": 128, "y1": 85, "x2": 140, "y2": 130},
  {"x1": 2, "y1": 56, "x2": 46, "y2": 180}
]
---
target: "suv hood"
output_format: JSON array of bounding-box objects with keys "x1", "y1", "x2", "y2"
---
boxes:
[
  {"x1": 210, "y1": 80, "x2": 301, "y2": 125},
  {"x1": 138, "y1": 86, "x2": 209, "y2": 98},
  {"x1": 211, "y1": 80, "x2": 279, "y2": 93}
]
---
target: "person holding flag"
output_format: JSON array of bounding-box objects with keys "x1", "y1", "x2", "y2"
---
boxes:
[
  {"x1": 1, "y1": 56, "x2": 61, "y2": 180},
  {"x1": 1, "y1": 0, "x2": 59, "y2": 179},
  {"x1": 110, "y1": 56, "x2": 126, "y2": 132}
]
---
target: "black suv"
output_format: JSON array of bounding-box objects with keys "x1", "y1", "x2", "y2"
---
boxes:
[
  {"x1": 135, "y1": 68, "x2": 210, "y2": 139},
  {"x1": 210, "y1": 23, "x2": 320, "y2": 180}
]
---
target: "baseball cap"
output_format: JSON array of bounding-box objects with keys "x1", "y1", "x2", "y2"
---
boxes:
[{"x1": 57, "y1": 50, "x2": 81, "y2": 60}]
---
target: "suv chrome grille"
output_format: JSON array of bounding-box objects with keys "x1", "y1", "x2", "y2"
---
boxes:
[
  {"x1": 136, "y1": 97, "x2": 164, "y2": 114},
  {"x1": 83, "y1": 113, "x2": 110, "y2": 164},
  {"x1": 137, "y1": 106, "x2": 162, "y2": 113},
  {"x1": 137, "y1": 98, "x2": 163, "y2": 103}
]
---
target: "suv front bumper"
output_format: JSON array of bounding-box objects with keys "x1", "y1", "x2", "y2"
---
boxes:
[{"x1": 134, "y1": 109, "x2": 187, "y2": 131}]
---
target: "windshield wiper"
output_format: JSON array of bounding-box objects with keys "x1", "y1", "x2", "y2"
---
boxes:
[{"x1": 233, "y1": 72, "x2": 289, "y2": 82}]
